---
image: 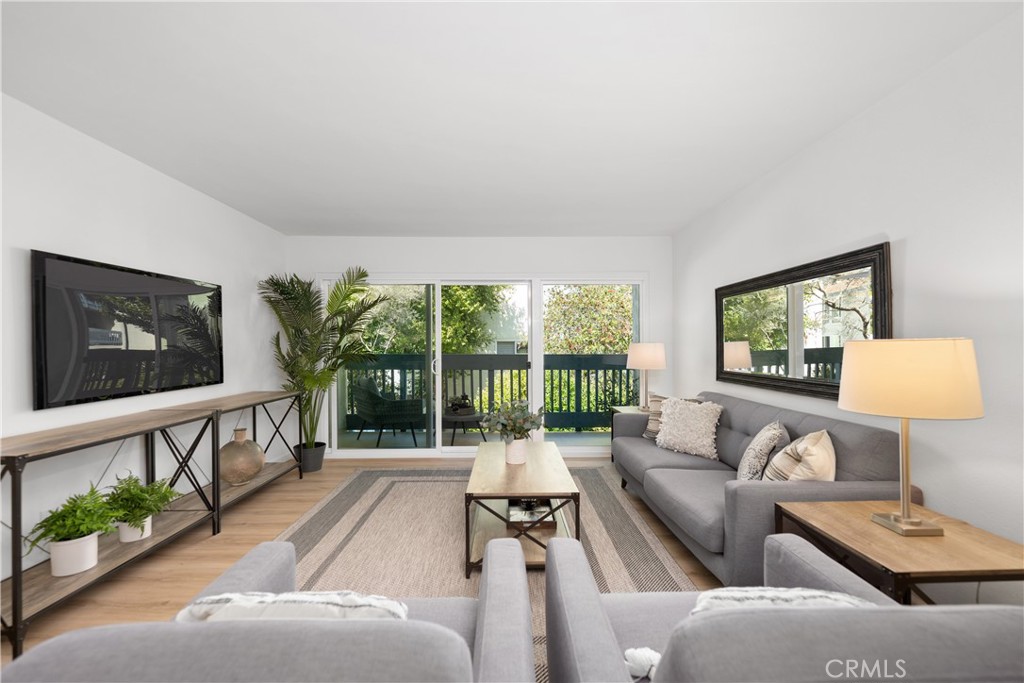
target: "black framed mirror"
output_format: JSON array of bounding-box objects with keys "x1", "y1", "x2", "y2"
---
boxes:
[{"x1": 715, "y1": 242, "x2": 892, "y2": 399}]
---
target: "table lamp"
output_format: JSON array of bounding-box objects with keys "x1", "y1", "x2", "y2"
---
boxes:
[
  {"x1": 627, "y1": 342, "x2": 666, "y2": 411},
  {"x1": 838, "y1": 338, "x2": 983, "y2": 536},
  {"x1": 723, "y1": 341, "x2": 752, "y2": 370}
]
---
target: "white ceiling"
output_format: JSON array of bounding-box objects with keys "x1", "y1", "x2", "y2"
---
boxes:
[{"x1": 2, "y1": 2, "x2": 1017, "y2": 237}]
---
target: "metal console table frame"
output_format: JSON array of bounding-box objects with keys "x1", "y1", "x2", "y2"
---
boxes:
[{"x1": 1, "y1": 390, "x2": 300, "y2": 657}]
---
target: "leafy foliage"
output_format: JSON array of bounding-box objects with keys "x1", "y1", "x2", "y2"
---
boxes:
[
  {"x1": 106, "y1": 475, "x2": 179, "y2": 530},
  {"x1": 543, "y1": 285, "x2": 634, "y2": 354},
  {"x1": 363, "y1": 285, "x2": 510, "y2": 354},
  {"x1": 259, "y1": 268, "x2": 388, "y2": 447},
  {"x1": 481, "y1": 400, "x2": 544, "y2": 440},
  {"x1": 722, "y1": 287, "x2": 788, "y2": 351},
  {"x1": 26, "y1": 485, "x2": 116, "y2": 548},
  {"x1": 164, "y1": 289, "x2": 223, "y2": 383}
]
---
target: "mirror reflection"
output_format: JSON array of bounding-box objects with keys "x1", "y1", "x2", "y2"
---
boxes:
[{"x1": 716, "y1": 244, "x2": 891, "y2": 399}]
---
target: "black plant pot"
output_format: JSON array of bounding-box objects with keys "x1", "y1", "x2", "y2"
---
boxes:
[{"x1": 294, "y1": 442, "x2": 327, "y2": 473}]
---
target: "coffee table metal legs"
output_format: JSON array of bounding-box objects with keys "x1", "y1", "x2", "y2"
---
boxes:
[{"x1": 464, "y1": 493, "x2": 580, "y2": 578}]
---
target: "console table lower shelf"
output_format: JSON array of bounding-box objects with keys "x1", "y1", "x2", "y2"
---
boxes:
[{"x1": 0, "y1": 459, "x2": 298, "y2": 645}]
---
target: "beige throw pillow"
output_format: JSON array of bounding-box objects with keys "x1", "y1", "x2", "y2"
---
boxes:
[
  {"x1": 735, "y1": 421, "x2": 788, "y2": 481},
  {"x1": 642, "y1": 393, "x2": 668, "y2": 440},
  {"x1": 763, "y1": 430, "x2": 836, "y2": 482},
  {"x1": 656, "y1": 399, "x2": 723, "y2": 459}
]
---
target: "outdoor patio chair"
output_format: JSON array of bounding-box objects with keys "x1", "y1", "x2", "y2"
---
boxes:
[{"x1": 353, "y1": 377, "x2": 424, "y2": 447}]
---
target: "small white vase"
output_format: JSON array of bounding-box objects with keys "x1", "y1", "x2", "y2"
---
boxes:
[
  {"x1": 49, "y1": 531, "x2": 100, "y2": 577},
  {"x1": 117, "y1": 516, "x2": 153, "y2": 543},
  {"x1": 505, "y1": 438, "x2": 528, "y2": 465}
]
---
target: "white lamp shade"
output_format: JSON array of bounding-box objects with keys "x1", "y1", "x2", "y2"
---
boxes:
[
  {"x1": 626, "y1": 342, "x2": 666, "y2": 370},
  {"x1": 723, "y1": 341, "x2": 752, "y2": 369},
  {"x1": 838, "y1": 338, "x2": 983, "y2": 420}
]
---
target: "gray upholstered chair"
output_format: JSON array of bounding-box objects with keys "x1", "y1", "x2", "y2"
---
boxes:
[
  {"x1": 4, "y1": 539, "x2": 534, "y2": 683},
  {"x1": 546, "y1": 534, "x2": 1023, "y2": 683},
  {"x1": 353, "y1": 376, "x2": 425, "y2": 447}
]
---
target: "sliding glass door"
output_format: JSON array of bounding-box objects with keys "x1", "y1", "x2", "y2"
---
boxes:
[
  {"x1": 439, "y1": 283, "x2": 529, "y2": 448},
  {"x1": 335, "y1": 284, "x2": 436, "y2": 450}
]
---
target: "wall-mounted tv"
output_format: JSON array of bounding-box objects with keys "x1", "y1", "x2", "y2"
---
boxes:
[{"x1": 32, "y1": 250, "x2": 224, "y2": 410}]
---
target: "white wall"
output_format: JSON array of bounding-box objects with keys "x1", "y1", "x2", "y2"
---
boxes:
[
  {"x1": 673, "y1": 11, "x2": 1023, "y2": 594},
  {"x1": 1, "y1": 97, "x2": 289, "y2": 576}
]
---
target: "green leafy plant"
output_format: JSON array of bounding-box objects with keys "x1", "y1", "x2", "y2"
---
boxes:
[
  {"x1": 106, "y1": 475, "x2": 179, "y2": 530},
  {"x1": 258, "y1": 267, "x2": 388, "y2": 449},
  {"x1": 25, "y1": 485, "x2": 116, "y2": 550},
  {"x1": 481, "y1": 400, "x2": 544, "y2": 441}
]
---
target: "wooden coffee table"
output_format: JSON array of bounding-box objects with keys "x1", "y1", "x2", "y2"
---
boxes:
[{"x1": 465, "y1": 441, "x2": 580, "y2": 577}]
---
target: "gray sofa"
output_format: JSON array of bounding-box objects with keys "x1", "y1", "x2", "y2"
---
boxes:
[
  {"x1": 613, "y1": 390, "x2": 911, "y2": 586},
  {"x1": 4, "y1": 539, "x2": 534, "y2": 683},
  {"x1": 546, "y1": 534, "x2": 1024, "y2": 683}
]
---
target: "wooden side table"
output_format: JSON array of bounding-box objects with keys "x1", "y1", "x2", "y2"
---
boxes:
[{"x1": 775, "y1": 500, "x2": 1024, "y2": 604}]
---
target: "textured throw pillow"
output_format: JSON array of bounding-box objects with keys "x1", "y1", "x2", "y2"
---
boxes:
[
  {"x1": 735, "y1": 421, "x2": 788, "y2": 481},
  {"x1": 642, "y1": 393, "x2": 668, "y2": 440},
  {"x1": 763, "y1": 430, "x2": 836, "y2": 482},
  {"x1": 656, "y1": 399, "x2": 724, "y2": 459},
  {"x1": 690, "y1": 586, "x2": 877, "y2": 615},
  {"x1": 175, "y1": 591, "x2": 409, "y2": 622}
]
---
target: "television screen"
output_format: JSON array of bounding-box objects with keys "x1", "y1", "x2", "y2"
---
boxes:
[{"x1": 32, "y1": 250, "x2": 223, "y2": 409}]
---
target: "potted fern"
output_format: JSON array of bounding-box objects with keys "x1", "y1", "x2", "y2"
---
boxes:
[
  {"x1": 26, "y1": 485, "x2": 116, "y2": 576},
  {"x1": 106, "y1": 474, "x2": 179, "y2": 542},
  {"x1": 258, "y1": 267, "x2": 386, "y2": 472}
]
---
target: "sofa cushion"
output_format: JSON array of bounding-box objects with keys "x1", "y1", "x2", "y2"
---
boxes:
[
  {"x1": 644, "y1": 469, "x2": 736, "y2": 553},
  {"x1": 600, "y1": 592, "x2": 700, "y2": 653},
  {"x1": 614, "y1": 437, "x2": 734, "y2": 484},
  {"x1": 657, "y1": 399, "x2": 724, "y2": 459},
  {"x1": 405, "y1": 597, "x2": 477, "y2": 653},
  {"x1": 763, "y1": 430, "x2": 836, "y2": 482}
]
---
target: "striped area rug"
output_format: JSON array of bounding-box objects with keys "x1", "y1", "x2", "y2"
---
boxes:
[{"x1": 275, "y1": 465, "x2": 696, "y2": 681}]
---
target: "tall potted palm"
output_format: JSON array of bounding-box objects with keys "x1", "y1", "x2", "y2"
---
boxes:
[{"x1": 258, "y1": 267, "x2": 386, "y2": 472}]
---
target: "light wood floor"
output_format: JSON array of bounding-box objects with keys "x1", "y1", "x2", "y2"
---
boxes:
[{"x1": 2, "y1": 457, "x2": 720, "y2": 664}]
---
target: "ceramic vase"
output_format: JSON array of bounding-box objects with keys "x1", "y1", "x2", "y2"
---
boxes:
[
  {"x1": 220, "y1": 428, "x2": 265, "y2": 486},
  {"x1": 49, "y1": 531, "x2": 100, "y2": 577},
  {"x1": 505, "y1": 438, "x2": 528, "y2": 465},
  {"x1": 117, "y1": 516, "x2": 152, "y2": 543}
]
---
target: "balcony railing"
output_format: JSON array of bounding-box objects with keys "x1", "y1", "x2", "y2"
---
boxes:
[
  {"x1": 341, "y1": 353, "x2": 637, "y2": 432},
  {"x1": 750, "y1": 347, "x2": 845, "y2": 381}
]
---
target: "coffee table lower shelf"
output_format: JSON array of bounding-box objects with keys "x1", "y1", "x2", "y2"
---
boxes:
[{"x1": 465, "y1": 496, "x2": 578, "y2": 577}]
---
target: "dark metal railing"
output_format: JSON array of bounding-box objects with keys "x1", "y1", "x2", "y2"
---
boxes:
[
  {"x1": 341, "y1": 353, "x2": 636, "y2": 431},
  {"x1": 749, "y1": 347, "x2": 845, "y2": 381}
]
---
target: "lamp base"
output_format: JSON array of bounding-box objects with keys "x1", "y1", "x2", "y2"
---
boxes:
[{"x1": 871, "y1": 511, "x2": 944, "y2": 537}]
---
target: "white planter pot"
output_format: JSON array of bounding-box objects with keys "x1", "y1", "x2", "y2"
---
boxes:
[
  {"x1": 505, "y1": 438, "x2": 528, "y2": 465},
  {"x1": 117, "y1": 516, "x2": 153, "y2": 543},
  {"x1": 49, "y1": 531, "x2": 100, "y2": 577}
]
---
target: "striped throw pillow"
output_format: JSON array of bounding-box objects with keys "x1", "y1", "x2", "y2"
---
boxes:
[{"x1": 642, "y1": 393, "x2": 668, "y2": 440}]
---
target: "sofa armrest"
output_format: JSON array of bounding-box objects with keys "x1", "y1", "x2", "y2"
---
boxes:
[
  {"x1": 763, "y1": 534, "x2": 896, "y2": 605},
  {"x1": 474, "y1": 539, "x2": 534, "y2": 683},
  {"x1": 192, "y1": 542, "x2": 296, "y2": 601},
  {"x1": 723, "y1": 480, "x2": 901, "y2": 586},
  {"x1": 613, "y1": 412, "x2": 649, "y2": 439},
  {"x1": 545, "y1": 539, "x2": 631, "y2": 683},
  {"x1": 655, "y1": 606, "x2": 1024, "y2": 683}
]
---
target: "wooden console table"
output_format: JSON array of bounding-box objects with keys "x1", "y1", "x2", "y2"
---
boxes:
[
  {"x1": 776, "y1": 500, "x2": 1024, "y2": 604},
  {"x1": 1, "y1": 390, "x2": 300, "y2": 657}
]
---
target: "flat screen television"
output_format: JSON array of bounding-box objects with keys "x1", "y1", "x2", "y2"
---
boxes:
[{"x1": 32, "y1": 250, "x2": 223, "y2": 410}]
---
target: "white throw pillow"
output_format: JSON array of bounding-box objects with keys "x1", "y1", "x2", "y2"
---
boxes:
[
  {"x1": 735, "y1": 421, "x2": 788, "y2": 481},
  {"x1": 656, "y1": 399, "x2": 723, "y2": 460},
  {"x1": 690, "y1": 586, "x2": 876, "y2": 615},
  {"x1": 175, "y1": 591, "x2": 409, "y2": 622},
  {"x1": 763, "y1": 430, "x2": 836, "y2": 482}
]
